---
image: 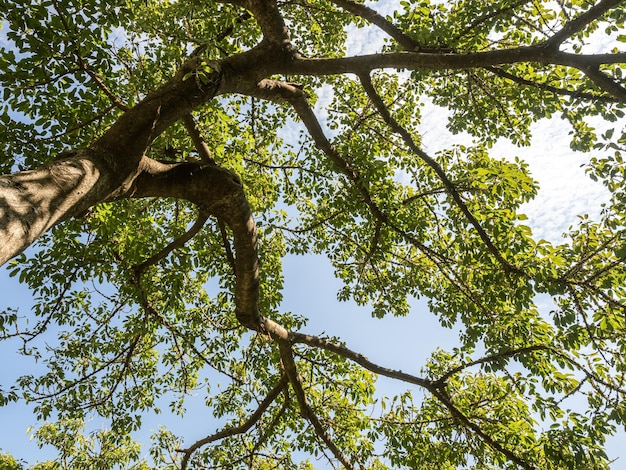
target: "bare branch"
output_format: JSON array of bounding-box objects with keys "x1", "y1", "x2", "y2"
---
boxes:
[{"x1": 126, "y1": 158, "x2": 262, "y2": 330}]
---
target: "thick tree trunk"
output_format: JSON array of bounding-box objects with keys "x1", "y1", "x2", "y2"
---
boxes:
[
  {"x1": 0, "y1": 51, "x2": 272, "y2": 328},
  {"x1": 0, "y1": 150, "x2": 114, "y2": 264}
]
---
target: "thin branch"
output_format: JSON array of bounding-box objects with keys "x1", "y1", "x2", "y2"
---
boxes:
[
  {"x1": 279, "y1": 209, "x2": 345, "y2": 235},
  {"x1": 80, "y1": 64, "x2": 130, "y2": 111},
  {"x1": 486, "y1": 65, "x2": 620, "y2": 103},
  {"x1": 218, "y1": 219, "x2": 237, "y2": 273},
  {"x1": 51, "y1": 0, "x2": 130, "y2": 111},
  {"x1": 35, "y1": 104, "x2": 118, "y2": 142},
  {"x1": 435, "y1": 345, "x2": 549, "y2": 385},
  {"x1": 249, "y1": 388, "x2": 291, "y2": 458},
  {"x1": 133, "y1": 208, "x2": 210, "y2": 274},
  {"x1": 177, "y1": 374, "x2": 288, "y2": 470},
  {"x1": 545, "y1": 0, "x2": 625, "y2": 48},
  {"x1": 453, "y1": 0, "x2": 534, "y2": 43},
  {"x1": 559, "y1": 233, "x2": 619, "y2": 281},
  {"x1": 28, "y1": 334, "x2": 140, "y2": 402},
  {"x1": 358, "y1": 72, "x2": 520, "y2": 273},
  {"x1": 277, "y1": 341, "x2": 357, "y2": 470},
  {"x1": 286, "y1": 329, "x2": 433, "y2": 389}
]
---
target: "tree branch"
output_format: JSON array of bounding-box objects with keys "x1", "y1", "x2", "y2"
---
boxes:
[
  {"x1": 327, "y1": 0, "x2": 420, "y2": 50},
  {"x1": 182, "y1": 113, "x2": 216, "y2": 165},
  {"x1": 177, "y1": 374, "x2": 288, "y2": 470},
  {"x1": 434, "y1": 345, "x2": 549, "y2": 385},
  {"x1": 430, "y1": 387, "x2": 537, "y2": 470},
  {"x1": 127, "y1": 158, "x2": 262, "y2": 330},
  {"x1": 277, "y1": 340, "x2": 357, "y2": 470},
  {"x1": 357, "y1": 72, "x2": 520, "y2": 273},
  {"x1": 486, "y1": 65, "x2": 620, "y2": 102},
  {"x1": 278, "y1": 47, "x2": 626, "y2": 83},
  {"x1": 286, "y1": 329, "x2": 433, "y2": 390},
  {"x1": 133, "y1": 208, "x2": 210, "y2": 274},
  {"x1": 583, "y1": 65, "x2": 626, "y2": 101},
  {"x1": 545, "y1": 0, "x2": 625, "y2": 48},
  {"x1": 266, "y1": 319, "x2": 537, "y2": 468}
]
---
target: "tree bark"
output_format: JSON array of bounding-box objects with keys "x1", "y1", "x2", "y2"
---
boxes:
[{"x1": 0, "y1": 150, "x2": 108, "y2": 264}]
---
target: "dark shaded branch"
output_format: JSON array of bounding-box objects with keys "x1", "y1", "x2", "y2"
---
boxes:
[
  {"x1": 279, "y1": 47, "x2": 626, "y2": 79},
  {"x1": 583, "y1": 65, "x2": 626, "y2": 102},
  {"x1": 358, "y1": 72, "x2": 520, "y2": 273},
  {"x1": 545, "y1": 0, "x2": 625, "y2": 48},
  {"x1": 224, "y1": 0, "x2": 294, "y2": 50},
  {"x1": 177, "y1": 374, "x2": 288, "y2": 470},
  {"x1": 127, "y1": 157, "x2": 262, "y2": 330},
  {"x1": 182, "y1": 113, "x2": 216, "y2": 164}
]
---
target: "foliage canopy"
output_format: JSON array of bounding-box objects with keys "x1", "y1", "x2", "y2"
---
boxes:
[{"x1": 1, "y1": 0, "x2": 626, "y2": 468}]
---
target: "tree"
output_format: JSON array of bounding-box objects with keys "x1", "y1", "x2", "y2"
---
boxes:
[{"x1": 1, "y1": 0, "x2": 626, "y2": 467}]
